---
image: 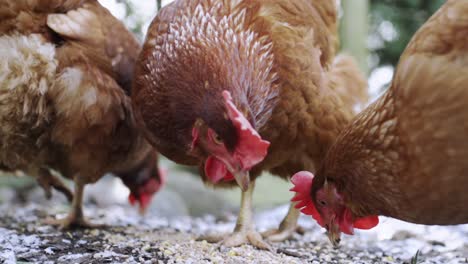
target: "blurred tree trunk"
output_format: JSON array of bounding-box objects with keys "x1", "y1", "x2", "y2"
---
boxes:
[
  {"x1": 157, "y1": 0, "x2": 162, "y2": 11},
  {"x1": 340, "y1": 0, "x2": 369, "y2": 75}
]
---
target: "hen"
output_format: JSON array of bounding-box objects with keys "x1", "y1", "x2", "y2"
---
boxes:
[
  {"x1": 0, "y1": 0, "x2": 164, "y2": 228},
  {"x1": 291, "y1": 0, "x2": 468, "y2": 246},
  {"x1": 133, "y1": 0, "x2": 366, "y2": 248}
]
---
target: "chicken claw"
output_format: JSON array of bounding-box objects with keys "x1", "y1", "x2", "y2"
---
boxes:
[
  {"x1": 37, "y1": 168, "x2": 73, "y2": 202},
  {"x1": 44, "y1": 215, "x2": 104, "y2": 230},
  {"x1": 199, "y1": 182, "x2": 272, "y2": 250},
  {"x1": 262, "y1": 225, "x2": 305, "y2": 242},
  {"x1": 223, "y1": 230, "x2": 272, "y2": 250},
  {"x1": 262, "y1": 203, "x2": 304, "y2": 242},
  {"x1": 45, "y1": 177, "x2": 103, "y2": 230},
  {"x1": 200, "y1": 229, "x2": 272, "y2": 251}
]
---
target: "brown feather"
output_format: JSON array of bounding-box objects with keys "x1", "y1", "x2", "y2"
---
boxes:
[
  {"x1": 134, "y1": 0, "x2": 367, "y2": 186},
  {"x1": 314, "y1": 0, "x2": 468, "y2": 224},
  {"x1": 0, "y1": 0, "x2": 158, "y2": 205}
]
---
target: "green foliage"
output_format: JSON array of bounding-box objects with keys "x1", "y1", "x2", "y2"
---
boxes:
[
  {"x1": 369, "y1": 0, "x2": 445, "y2": 67},
  {"x1": 115, "y1": 0, "x2": 145, "y2": 39},
  {"x1": 410, "y1": 250, "x2": 421, "y2": 264},
  {"x1": 156, "y1": 0, "x2": 162, "y2": 11}
]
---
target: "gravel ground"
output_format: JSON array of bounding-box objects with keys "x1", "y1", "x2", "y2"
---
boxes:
[{"x1": 0, "y1": 194, "x2": 467, "y2": 264}]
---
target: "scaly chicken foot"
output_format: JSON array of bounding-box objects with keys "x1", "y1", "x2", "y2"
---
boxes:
[
  {"x1": 46, "y1": 177, "x2": 102, "y2": 229},
  {"x1": 46, "y1": 212, "x2": 102, "y2": 229},
  {"x1": 262, "y1": 202, "x2": 304, "y2": 242},
  {"x1": 200, "y1": 182, "x2": 272, "y2": 250},
  {"x1": 37, "y1": 168, "x2": 73, "y2": 202}
]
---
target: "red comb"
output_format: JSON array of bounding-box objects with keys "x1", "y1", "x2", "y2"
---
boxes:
[
  {"x1": 290, "y1": 171, "x2": 324, "y2": 227},
  {"x1": 222, "y1": 91, "x2": 270, "y2": 170}
]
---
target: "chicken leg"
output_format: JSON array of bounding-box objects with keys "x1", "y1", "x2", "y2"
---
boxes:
[
  {"x1": 46, "y1": 176, "x2": 101, "y2": 229},
  {"x1": 262, "y1": 202, "x2": 304, "y2": 242},
  {"x1": 37, "y1": 168, "x2": 73, "y2": 202},
  {"x1": 201, "y1": 181, "x2": 271, "y2": 250}
]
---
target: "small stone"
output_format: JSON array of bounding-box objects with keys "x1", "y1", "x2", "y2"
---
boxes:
[
  {"x1": 162, "y1": 241, "x2": 171, "y2": 247},
  {"x1": 142, "y1": 244, "x2": 151, "y2": 251},
  {"x1": 89, "y1": 229, "x2": 100, "y2": 236},
  {"x1": 323, "y1": 255, "x2": 332, "y2": 262},
  {"x1": 44, "y1": 247, "x2": 54, "y2": 255}
]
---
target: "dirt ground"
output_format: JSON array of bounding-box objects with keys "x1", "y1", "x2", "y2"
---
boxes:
[{"x1": 0, "y1": 194, "x2": 467, "y2": 264}]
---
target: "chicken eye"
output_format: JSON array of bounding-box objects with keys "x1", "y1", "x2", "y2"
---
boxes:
[
  {"x1": 319, "y1": 200, "x2": 327, "y2": 206},
  {"x1": 212, "y1": 133, "x2": 223, "y2": 145}
]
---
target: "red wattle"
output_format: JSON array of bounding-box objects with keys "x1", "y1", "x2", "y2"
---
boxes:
[
  {"x1": 204, "y1": 156, "x2": 228, "y2": 183},
  {"x1": 354, "y1": 215, "x2": 379, "y2": 229},
  {"x1": 224, "y1": 170, "x2": 235, "y2": 181},
  {"x1": 139, "y1": 193, "x2": 152, "y2": 211},
  {"x1": 340, "y1": 208, "x2": 355, "y2": 235},
  {"x1": 128, "y1": 194, "x2": 137, "y2": 205}
]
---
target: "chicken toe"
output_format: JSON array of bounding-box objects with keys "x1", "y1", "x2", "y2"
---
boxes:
[
  {"x1": 45, "y1": 213, "x2": 103, "y2": 230},
  {"x1": 46, "y1": 176, "x2": 101, "y2": 229},
  {"x1": 223, "y1": 229, "x2": 272, "y2": 250},
  {"x1": 262, "y1": 203, "x2": 303, "y2": 242},
  {"x1": 37, "y1": 168, "x2": 73, "y2": 202},
  {"x1": 199, "y1": 182, "x2": 272, "y2": 250},
  {"x1": 199, "y1": 227, "x2": 271, "y2": 250}
]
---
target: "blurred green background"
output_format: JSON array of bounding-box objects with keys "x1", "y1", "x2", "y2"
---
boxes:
[{"x1": 0, "y1": 0, "x2": 446, "y2": 215}]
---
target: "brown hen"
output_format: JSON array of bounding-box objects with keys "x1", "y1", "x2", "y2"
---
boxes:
[
  {"x1": 0, "y1": 0, "x2": 164, "y2": 228},
  {"x1": 291, "y1": 0, "x2": 468, "y2": 246},
  {"x1": 133, "y1": 0, "x2": 367, "y2": 248}
]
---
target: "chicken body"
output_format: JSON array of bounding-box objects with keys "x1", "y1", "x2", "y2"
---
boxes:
[
  {"x1": 0, "y1": 0, "x2": 163, "y2": 228},
  {"x1": 134, "y1": 0, "x2": 366, "y2": 248},
  {"x1": 292, "y1": 0, "x2": 468, "y2": 246}
]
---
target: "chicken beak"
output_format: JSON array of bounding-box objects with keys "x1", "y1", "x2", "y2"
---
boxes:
[
  {"x1": 138, "y1": 205, "x2": 148, "y2": 216},
  {"x1": 232, "y1": 170, "x2": 250, "y2": 192},
  {"x1": 326, "y1": 221, "x2": 342, "y2": 247}
]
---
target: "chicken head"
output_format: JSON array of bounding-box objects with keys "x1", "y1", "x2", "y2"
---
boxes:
[
  {"x1": 118, "y1": 150, "x2": 166, "y2": 214},
  {"x1": 190, "y1": 91, "x2": 270, "y2": 191},
  {"x1": 290, "y1": 171, "x2": 379, "y2": 246}
]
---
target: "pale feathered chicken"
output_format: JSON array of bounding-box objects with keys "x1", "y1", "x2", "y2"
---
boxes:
[{"x1": 0, "y1": 0, "x2": 164, "y2": 228}]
